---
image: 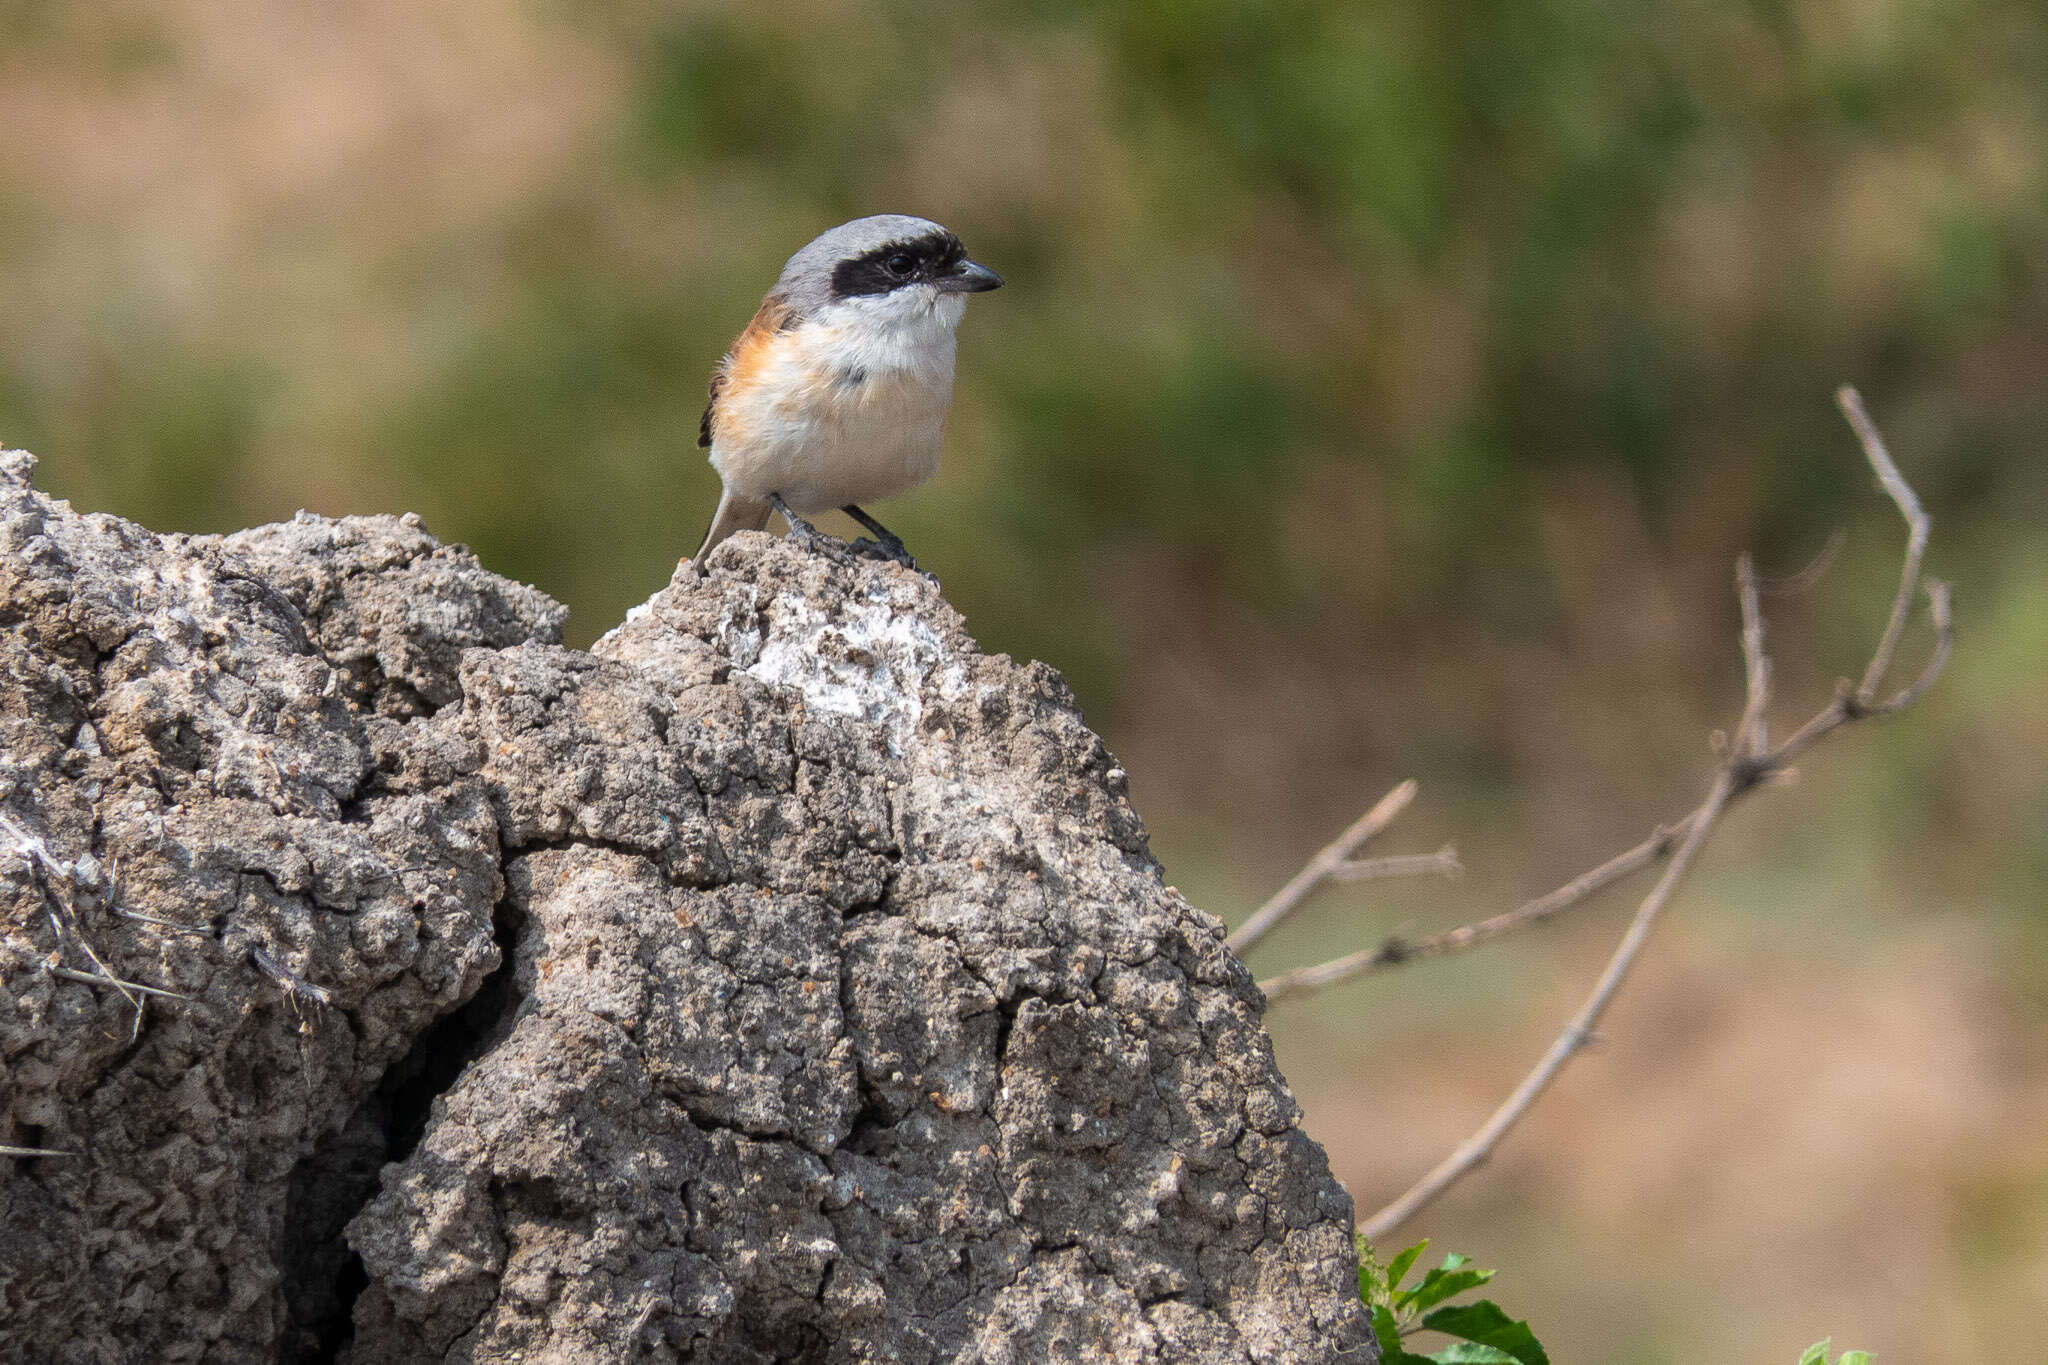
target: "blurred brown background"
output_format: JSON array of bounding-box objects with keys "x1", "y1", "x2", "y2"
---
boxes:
[{"x1": 3, "y1": 2, "x2": 2043, "y2": 1359}]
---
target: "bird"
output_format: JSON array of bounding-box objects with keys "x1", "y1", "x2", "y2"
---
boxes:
[{"x1": 691, "y1": 215, "x2": 1003, "y2": 566}]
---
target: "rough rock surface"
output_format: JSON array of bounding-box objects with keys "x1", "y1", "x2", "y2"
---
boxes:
[{"x1": 0, "y1": 449, "x2": 1371, "y2": 1363}]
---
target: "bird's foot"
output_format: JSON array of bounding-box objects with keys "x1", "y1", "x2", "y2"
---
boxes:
[
  {"x1": 848, "y1": 535, "x2": 917, "y2": 570},
  {"x1": 839, "y1": 505, "x2": 920, "y2": 571},
  {"x1": 770, "y1": 495, "x2": 859, "y2": 567}
]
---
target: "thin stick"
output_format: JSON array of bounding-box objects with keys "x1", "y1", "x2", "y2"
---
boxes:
[
  {"x1": 1735, "y1": 552, "x2": 1771, "y2": 759},
  {"x1": 2, "y1": 812, "x2": 146, "y2": 1023},
  {"x1": 1263, "y1": 556, "x2": 1790, "y2": 1004},
  {"x1": 1836, "y1": 386, "x2": 1927, "y2": 706},
  {"x1": 1364, "y1": 546, "x2": 1782, "y2": 1237},
  {"x1": 0, "y1": 810, "x2": 64, "y2": 878},
  {"x1": 1271, "y1": 394, "x2": 1951, "y2": 1008},
  {"x1": 1349, "y1": 391, "x2": 1951, "y2": 1240},
  {"x1": 1227, "y1": 780, "x2": 1418, "y2": 954},
  {"x1": 53, "y1": 917, "x2": 140, "y2": 1019},
  {"x1": 47, "y1": 965, "x2": 192, "y2": 1002},
  {"x1": 115, "y1": 908, "x2": 212, "y2": 935},
  {"x1": 1258, "y1": 818, "x2": 1693, "y2": 1003},
  {"x1": 1359, "y1": 767, "x2": 1739, "y2": 1239},
  {"x1": 1749, "y1": 573, "x2": 1953, "y2": 779},
  {"x1": 1, "y1": 1145, "x2": 79, "y2": 1159},
  {"x1": 1327, "y1": 847, "x2": 1462, "y2": 884},
  {"x1": 1881, "y1": 578, "x2": 1953, "y2": 712},
  {"x1": 1268, "y1": 578, "x2": 1950, "y2": 1006}
]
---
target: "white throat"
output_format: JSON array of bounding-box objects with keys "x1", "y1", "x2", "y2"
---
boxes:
[{"x1": 812, "y1": 285, "x2": 967, "y2": 380}]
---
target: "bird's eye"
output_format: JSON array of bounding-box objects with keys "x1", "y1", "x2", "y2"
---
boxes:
[{"x1": 884, "y1": 253, "x2": 915, "y2": 277}]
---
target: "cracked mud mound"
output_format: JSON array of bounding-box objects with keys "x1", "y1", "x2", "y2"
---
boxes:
[{"x1": 0, "y1": 448, "x2": 1370, "y2": 1363}]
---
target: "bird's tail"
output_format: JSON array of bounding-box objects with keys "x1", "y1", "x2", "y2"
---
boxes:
[{"x1": 693, "y1": 489, "x2": 773, "y2": 561}]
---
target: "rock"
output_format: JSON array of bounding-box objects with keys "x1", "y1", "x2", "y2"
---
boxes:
[{"x1": 0, "y1": 449, "x2": 1371, "y2": 1362}]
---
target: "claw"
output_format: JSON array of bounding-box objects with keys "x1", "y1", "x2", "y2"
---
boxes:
[
  {"x1": 769, "y1": 494, "x2": 860, "y2": 566},
  {"x1": 847, "y1": 536, "x2": 915, "y2": 570}
]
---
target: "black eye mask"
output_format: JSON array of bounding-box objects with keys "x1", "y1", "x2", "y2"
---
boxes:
[{"x1": 830, "y1": 231, "x2": 966, "y2": 298}]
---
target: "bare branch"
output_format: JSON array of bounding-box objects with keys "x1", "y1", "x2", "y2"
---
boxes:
[
  {"x1": 1882, "y1": 578, "x2": 1953, "y2": 712},
  {"x1": 1359, "y1": 767, "x2": 1740, "y2": 1241},
  {"x1": 1749, "y1": 572, "x2": 1954, "y2": 774},
  {"x1": 46, "y1": 964, "x2": 192, "y2": 1002},
  {"x1": 1258, "y1": 819, "x2": 1692, "y2": 1003},
  {"x1": 1836, "y1": 386, "x2": 1929, "y2": 705},
  {"x1": 1735, "y1": 552, "x2": 1770, "y2": 758},
  {"x1": 1267, "y1": 393, "x2": 1953, "y2": 1011},
  {"x1": 1227, "y1": 780, "x2": 1417, "y2": 954},
  {"x1": 1347, "y1": 391, "x2": 1952, "y2": 1240},
  {"x1": 1, "y1": 1145, "x2": 79, "y2": 1159},
  {"x1": 1327, "y1": 847, "x2": 1462, "y2": 884}
]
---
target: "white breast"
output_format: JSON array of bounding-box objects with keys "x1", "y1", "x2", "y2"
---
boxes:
[{"x1": 711, "y1": 288, "x2": 968, "y2": 515}]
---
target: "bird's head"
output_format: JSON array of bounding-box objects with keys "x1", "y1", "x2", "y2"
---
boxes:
[{"x1": 776, "y1": 215, "x2": 1002, "y2": 332}]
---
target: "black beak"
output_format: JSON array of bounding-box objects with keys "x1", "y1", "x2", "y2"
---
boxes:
[{"x1": 939, "y1": 259, "x2": 1004, "y2": 293}]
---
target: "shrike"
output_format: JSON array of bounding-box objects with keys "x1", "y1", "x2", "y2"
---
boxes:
[{"x1": 691, "y1": 215, "x2": 1003, "y2": 565}]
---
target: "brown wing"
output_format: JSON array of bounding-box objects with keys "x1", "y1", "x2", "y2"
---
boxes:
[
  {"x1": 698, "y1": 293, "x2": 796, "y2": 450},
  {"x1": 697, "y1": 373, "x2": 723, "y2": 448}
]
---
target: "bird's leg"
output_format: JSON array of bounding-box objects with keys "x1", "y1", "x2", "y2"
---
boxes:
[
  {"x1": 768, "y1": 493, "x2": 828, "y2": 550},
  {"x1": 841, "y1": 505, "x2": 916, "y2": 568}
]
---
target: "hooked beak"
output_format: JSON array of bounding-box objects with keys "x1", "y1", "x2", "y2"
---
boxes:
[{"x1": 938, "y1": 259, "x2": 1004, "y2": 294}]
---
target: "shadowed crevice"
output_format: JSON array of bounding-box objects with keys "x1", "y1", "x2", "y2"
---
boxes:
[
  {"x1": 381, "y1": 899, "x2": 529, "y2": 1163},
  {"x1": 276, "y1": 899, "x2": 528, "y2": 1365}
]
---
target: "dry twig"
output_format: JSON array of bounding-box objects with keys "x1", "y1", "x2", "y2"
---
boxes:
[
  {"x1": 1243, "y1": 388, "x2": 1953, "y2": 1239},
  {"x1": 1358, "y1": 553, "x2": 1772, "y2": 1240},
  {"x1": 1837, "y1": 385, "x2": 1928, "y2": 708},
  {"x1": 1360, "y1": 764, "x2": 1740, "y2": 1240},
  {"x1": 1258, "y1": 818, "x2": 1694, "y2": 1003},
  {"x1": 1327, "y1": 847, "x2": 1462, "y2": 884},
  {"x1": 1, "y1": 810, "x2": 149, "y2": 1034},
  {"x1": 1358, "y1": 388, "x2": 1949, "y2": 1238},
  {"x1": 114, "y1": 907, "x2": 211, "y2": 935},
  {"x1": 45, "y1": 964, "x2": 193, "y2": 1002},
  {"x1": 1227, "y1": 780, "x2": 1425, "y2": 955}
]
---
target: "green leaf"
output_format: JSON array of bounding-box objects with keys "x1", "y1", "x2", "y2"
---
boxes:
[
  {"x1": 1421, "y1": 1300, "x2": 1551, "y2": 1365},
  {"x1": 1798, "y1": 1343, "x2": 1830, "y2": 1365},
  {"x1": 1838, "y1": 1354, "x2": 1874, "y2": 1365},
  {"x1": 1385, "y1": 1240, "x2": 1429, "y2": 1290},
  {"x1": 1422, "y1": 1346, "x2": 1522, "y2": 1365},
  {"x1": 1372, "y1": 1304, "x2": 1407, "y2": 1358},
  {"x1": 1399, "y1": 1266, "x2": 1495, "y2": 1315}
]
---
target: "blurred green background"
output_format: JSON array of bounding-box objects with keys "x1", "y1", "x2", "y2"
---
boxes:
[{"x1": 3, "y1": 1, "x2": 2044, "y2": 1359}]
